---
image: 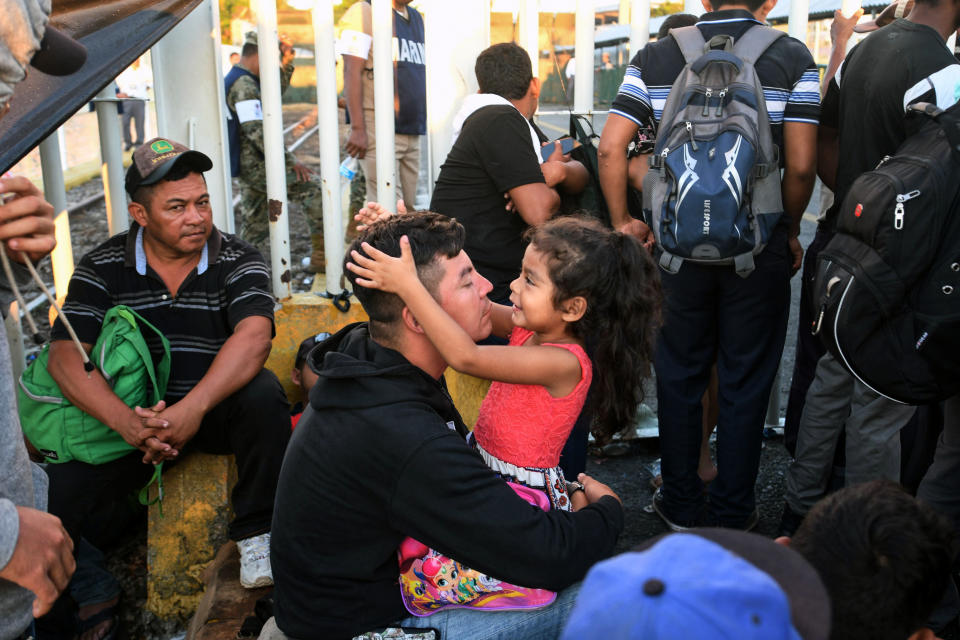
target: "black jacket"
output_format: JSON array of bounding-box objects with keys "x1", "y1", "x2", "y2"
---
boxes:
[{"x1": 271, "y1": 323, "x2": 623, "y2": 639}]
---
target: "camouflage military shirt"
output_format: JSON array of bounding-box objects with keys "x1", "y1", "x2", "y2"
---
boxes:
[{"x1": 226, "y1": 61, "x2": 296, "y2": 187}]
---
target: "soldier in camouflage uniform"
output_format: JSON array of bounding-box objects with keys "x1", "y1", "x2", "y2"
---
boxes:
[{"x1": 225, "y1": 31, "x2": 326, "y2": 271}]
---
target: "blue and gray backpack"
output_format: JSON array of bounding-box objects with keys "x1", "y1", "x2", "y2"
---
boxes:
[{"x1": 643, "y1": 25, "x2": 785, "y2": 277}]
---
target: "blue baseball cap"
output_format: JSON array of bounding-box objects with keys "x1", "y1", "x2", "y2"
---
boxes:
[{"x1": 561, "y1": 529, "x2": 831, "y2": 640}]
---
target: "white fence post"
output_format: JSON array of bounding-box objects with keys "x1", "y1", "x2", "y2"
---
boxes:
[
  {"x1": 38, "y1": 133, "x2": 74, "y2": 300},
  {"x1": 94, "y1": 83, "x2": 129, "y2": 236},
  {"x1": 789, "y1": 0, "x2": 810, "y2": 44},
  {"x1": 372, "y1": 0, "x2": 397, "y2": 209},
  {"x1": 425, "y1": 0, "x2": 489, "y2": 185},
  {"x1": 574, "y1": 0, "x2": 595, "y2": 114},
  {"x1": 254, "y1": 0, "x2": 293, "y2": 299},
  {"x1": 151, "y1": 0, "x2": 235, "y2": 234},
  {"x1": 630, "y1": 0, "x2": 650, "y2": 54},
  {"x1": 518, "y1": 0, "x2": 540, "y2": 77},
  {"x1": 312, "y1": 1, "x2": 345, "y2": 292}
]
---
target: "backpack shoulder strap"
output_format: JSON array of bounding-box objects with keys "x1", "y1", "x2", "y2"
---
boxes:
[
  {"x1": 732, "y1": 24, "x2": 786, "y2": 65},
  {"x1": 671, "y1": 26, "x2": 707, "y2": 65}
]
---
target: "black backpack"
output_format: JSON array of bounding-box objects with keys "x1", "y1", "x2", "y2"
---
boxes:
[{"x1": 812, "y1": 102, "x2": 960, "y2": 404}]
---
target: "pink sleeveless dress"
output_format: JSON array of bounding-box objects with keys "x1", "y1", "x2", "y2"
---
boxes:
[{"x1": 472, "y1": 327, "x2": 592, "y2": 511}]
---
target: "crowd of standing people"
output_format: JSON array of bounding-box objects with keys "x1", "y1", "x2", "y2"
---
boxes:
[{"x1": 2, "y1": 0, "x2": 960, "y2": 639}]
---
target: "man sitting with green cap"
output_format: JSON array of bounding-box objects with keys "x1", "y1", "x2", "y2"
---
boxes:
[{"x1": 43, "y1": 138, "x2": 292, "y2": 599}]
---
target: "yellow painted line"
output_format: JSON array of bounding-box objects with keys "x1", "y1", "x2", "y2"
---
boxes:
[{"x1": 536, "y1": 119, "x2": 568, "y2": 136}]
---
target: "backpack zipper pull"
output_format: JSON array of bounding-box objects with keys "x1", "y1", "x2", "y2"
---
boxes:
[
  {"x1": 685, "y1": 122, "x2": 698, "y2": 151},
  {"x1": 812, "y1": 302, "x2": 826, "y2": 336},
  {"x1": 660, "y1": 147, "x2": 669, "y2": 180},
  {"x1": 894, "y1": 190, "x2": 920, "y2": 230},
  {"x1": 702, "y1": 88, "x2": 712, "y2": 117},
  {"x1": 715, "y1": 88, "x2": 727, "y2": 117}
]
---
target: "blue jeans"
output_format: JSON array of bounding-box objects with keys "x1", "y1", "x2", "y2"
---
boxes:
[
  {"x1": 655, "y1": 229, "x2": 792, "y2": 526},
  {"x1": 395, "y1": 583, "x2": 581, "y2": 640}
]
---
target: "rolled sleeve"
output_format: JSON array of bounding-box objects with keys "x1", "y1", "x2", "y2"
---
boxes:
[
  {"x1": 223, "y1": 249, "x2": 275, "y2": 334},
  {"x1": 783, "y1": 67, "x2": 821, "y2": 125},
  {"x1": 610, "y1": 63, "x2": 655, "y2": 126}
]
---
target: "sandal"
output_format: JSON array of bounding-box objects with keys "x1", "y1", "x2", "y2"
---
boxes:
[{"x1": 77, "y1": 606, "x2": 118, "y2": 640}]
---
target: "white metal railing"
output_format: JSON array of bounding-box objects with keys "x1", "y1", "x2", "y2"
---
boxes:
[
  {"x1": 29, "y1": 2, "x2": 842, "y2": 426},
  {"x1": 35, "y1": 0, "x2": 866, "y2": 303},
  {"x1": 312, "y1": 0, "x2": 346, "y2": 296},
  {"x1": 372, "y1": 0, "x2": 397, "y2": 211}
]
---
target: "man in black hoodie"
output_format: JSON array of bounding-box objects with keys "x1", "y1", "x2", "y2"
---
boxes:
[{"x1": 269, "y1": 213, "x2": 624, "y2": 639}]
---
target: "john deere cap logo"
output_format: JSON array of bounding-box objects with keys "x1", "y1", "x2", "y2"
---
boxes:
[{"x1": 151, "y1": 140, "x2": 175, "y2": 154}]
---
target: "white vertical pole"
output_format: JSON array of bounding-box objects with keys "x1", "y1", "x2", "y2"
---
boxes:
[
  {"x1": 94, "y1": 83, "x2": 129, "y2": 236},
  {"x1": 313, "y1": 2, "x2": 345, "y2": 292},
  {"x1": 518, "y1": 0, "x2": 539, "y2": 78},
  {"x1": 789, "y1": 0, "x2": 810, "y2": 43},
  {"x1": 814, "y1": 18, "x2": 822, "y2": 63},
  {"x1": 151, "y1": 0, "x2": 234, "y2": 234},
  {"x1": 574, "y1": 0, "x2": 595, "y2": 114},
  {"x1": 630, "y1": 0, "x2": 650, "y2": 56},
  {"x1": 841, "y1": 0, "x2": 862, "y2": 53},
  {"x1": 425, "y1": 0, "x2": 489, "y2": 186},
  {"x1": 371, "y1": 0, "x2": 396, "y2": 209},
  {"x1": 254, "y1": 0, "x2": 293, "y2": 299},
  {"x1": 684, "y1": 0, "x2": 704, "y2": 17},
  {"x1": 56, "y1": 127, "x2": 68, "y2": 173},
  {"x1": 38, "y1": 134, "x2": 75, "y2": 300}
]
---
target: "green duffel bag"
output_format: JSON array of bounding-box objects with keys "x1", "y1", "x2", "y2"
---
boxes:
[{"x1": 18, "y1": 305, "x2": 171, "y2": 466}]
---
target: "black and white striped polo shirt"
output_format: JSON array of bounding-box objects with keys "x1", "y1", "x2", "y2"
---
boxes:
[
  {"x1": 52, "y1": 226, "x2": 275, "y2": 401},
  {"x1": 610, "y1": 9, "x2": 820, "y2": 159}
]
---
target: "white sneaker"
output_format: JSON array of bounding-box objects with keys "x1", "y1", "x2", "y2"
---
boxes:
[{"x1": 237, "y1": 533, "x2": 273, "y2": 588}]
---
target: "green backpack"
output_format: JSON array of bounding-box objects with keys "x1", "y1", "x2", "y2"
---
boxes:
[{"x1": 18, "y1": 305, "x2": 171, "y2": 467}]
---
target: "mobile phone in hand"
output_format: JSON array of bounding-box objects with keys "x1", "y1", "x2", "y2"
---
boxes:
[{"x1": 540, "y1": 137, "x2": 578, "y2": 162}]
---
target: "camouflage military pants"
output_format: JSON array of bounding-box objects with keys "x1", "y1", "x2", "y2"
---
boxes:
[{"x1": 238, "y1": 171, "x2": 324, "y2": 249}]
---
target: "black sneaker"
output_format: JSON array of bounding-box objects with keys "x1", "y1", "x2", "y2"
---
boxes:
[
  {"x1": 651, "y1": 487, "x2": 699, "y2": 532},
  {"x1": 778, "y1": 502, "x2": 806, "y2": 538}
]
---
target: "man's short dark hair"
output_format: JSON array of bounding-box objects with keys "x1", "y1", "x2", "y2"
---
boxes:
[
  {"x1": 345, "y1": 212, "x2": 465, "y2": 340},
  {"x1": 475, "y1": 42, "x2": 533, "y2": 100},
  {"x1": 131, "y1": 163, "x2": 206, "y2": 209},
  {"x1": 658, "y1": 13, "x2": 698, "y2": 39},
  {"x1": 241, "y1": 42, "x2": 258, "y2": 58},
  {"x1": 791, "y1": 480, "x2": 954, "y2": 640},
  {"x1": 712, "y1": 0, "x2": 766, "y2": 12}
]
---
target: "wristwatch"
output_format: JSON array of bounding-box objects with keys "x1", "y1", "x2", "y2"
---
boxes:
[{"x1": 566, "y1": 480, "x2": 585, "y2": 495}]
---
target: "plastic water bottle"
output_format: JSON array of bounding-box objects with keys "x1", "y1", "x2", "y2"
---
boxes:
[{"x1": 339, "y1": 155, "x2": 359, "y2": 181}]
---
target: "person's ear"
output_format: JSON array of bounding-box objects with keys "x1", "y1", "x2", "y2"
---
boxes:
[
  {"x1": 128, "y1": 201, "x2": 148, "y2": 228},
  {"x1": 291, "y1": 367, "x2": 302, "y2": 386},
  {"x1": 529, "y1": 76, "x2": 541, "y2": 100},
  {"x1": 774, "y1": 536, "x2": 791, "y2": 547},
  {"x1": 560, "y1": 296, "x2": 587, "y2": 323},
  {"x1": 756, "y1": 0, "x2": 778, "y2": 20},
  {"x1": 401, "y1": 305, "x2": 425, "y2": 335}
]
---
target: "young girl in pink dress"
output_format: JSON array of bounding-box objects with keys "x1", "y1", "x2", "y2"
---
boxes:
[
  {"x1": 349, "y1": 215, "x2": 661, "y2": 511},
  {"x1": 349, "y1": 215, "x2": 660, "y2": 616}
]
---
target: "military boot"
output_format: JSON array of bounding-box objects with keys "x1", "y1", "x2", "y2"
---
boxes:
[{"x1": 308, "y1": 232, "x2": 325, "y2": 274}]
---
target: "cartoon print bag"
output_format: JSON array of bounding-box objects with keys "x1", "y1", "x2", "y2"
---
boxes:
[{"x1": 397, "y1": 482, "x2": 557, "y2": 616}]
